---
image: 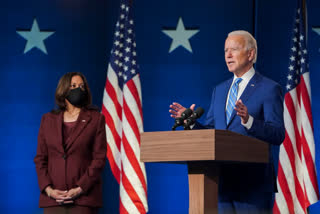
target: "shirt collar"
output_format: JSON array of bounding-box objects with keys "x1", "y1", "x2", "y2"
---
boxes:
[{"x1": 232, "y1": 67, "x2": 255, "y2": 85}]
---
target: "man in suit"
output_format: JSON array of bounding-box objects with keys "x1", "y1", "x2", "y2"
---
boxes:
[{"x1": 169, "y1": 30, "x2": 285, "y2": 213}]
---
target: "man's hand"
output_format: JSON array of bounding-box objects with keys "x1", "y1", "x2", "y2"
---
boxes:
[
  {"x1": 169, "y1": 102, "x2": 195, "y2": 118},
  {"x1": 235, "y1": 99, "x2": 249, "y2": 124}
]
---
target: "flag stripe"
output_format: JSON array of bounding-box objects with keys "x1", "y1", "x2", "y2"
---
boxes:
[
  {"x1": 274, "y1": 0, "x2": 319, "y2": 212},
  {"x1": 103, "y1": 1, "x2": 148, "y2": 213}
]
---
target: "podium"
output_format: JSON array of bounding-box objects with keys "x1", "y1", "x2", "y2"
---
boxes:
[{"x1": 140, "y1": 129, "x2": 269, "y2": 214}]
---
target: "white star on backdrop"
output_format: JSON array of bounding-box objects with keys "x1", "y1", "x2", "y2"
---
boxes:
[
  {"x1": 312, "y1": 27, "x2": 320, "y2": 36},
  {"x1": 162, "y1": 17, "x2": 199, "y2": 53},
  {"x1": 16, "y1": 19, "x2": 55, "y2": 54}
]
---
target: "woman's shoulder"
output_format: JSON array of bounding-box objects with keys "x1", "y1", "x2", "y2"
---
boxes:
[{"x1": 83, "y1": 107, "x2": 103, "y2": 117}]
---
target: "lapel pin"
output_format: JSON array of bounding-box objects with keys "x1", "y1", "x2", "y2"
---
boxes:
[
  {"x1": 251, "y1": 84, "x2": 255, "y2": 87},
  {"x1": 82, "y1": 120, "x2": 86, "y2": 122}
]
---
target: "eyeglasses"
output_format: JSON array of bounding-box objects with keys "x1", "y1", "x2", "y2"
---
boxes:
[{"x1": 70, "y1": 83, "x2": 85, "y2": 90}]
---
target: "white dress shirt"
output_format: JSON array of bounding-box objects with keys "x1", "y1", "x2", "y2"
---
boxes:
[{"x1": 226, "y1": 67, "x2": 255, "y2": 129}]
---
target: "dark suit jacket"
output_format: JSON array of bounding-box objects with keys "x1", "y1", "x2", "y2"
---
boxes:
[
  {"x1": 195, "y1": 72, "x2": 285, "y2": 192},
  {"x1": 34, "y1": 109, "x2": 107, "y2": 208}
]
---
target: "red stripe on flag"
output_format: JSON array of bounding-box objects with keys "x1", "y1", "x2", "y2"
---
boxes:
[
  {"x1": 300, "y1": 76, "x2": 314, "y2": 130},
  {"x1": 285, "y1": 94, "x2": 302, "y2": 158},
  {"x1": 278, "y1": 163, "x2": 295, "y2": 213},
  {"x1": 301, "y1": 129, "x2": 320, "y2": 199},
  {"x1": 122, "y1": 171, "x2": 147, "y2": 214},
  {"x1": 126, "y1": 78, "x2": 143, "y2": 120},
  {"x1": 282, "y1": 131, "x2": 306, "y2": 208},
  {"x1": 107, "y1": 144, "x2": 120, "y2": 183},
  {"x1": 106, "y1": 80, "x2": 123, "y2": 120},
  {"x1": 120, "y1": 200, "x2": 129, "y2": 214},
  {"x1": 102, "y1": 104, "x2": 121, "y2": 151},
  {"x1": 123, "y1": 98, "x2": 140, "y2": 143},
  {"x1": 122, "y1": 133, "x2": 147, "y2": 194},
  {"x1": 273, "y1": 201, "x2": 281, "y2": 214}
]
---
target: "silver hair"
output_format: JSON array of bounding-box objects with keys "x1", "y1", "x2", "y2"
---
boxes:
[{"x1": 228, "y1": 30, "x2": 257, "y2": 63}]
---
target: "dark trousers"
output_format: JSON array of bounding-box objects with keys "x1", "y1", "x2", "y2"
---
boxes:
[
  {"x1": 43, "y1": 205, "x2": 99, "y2": 214},
  {"x1": 218, "y1": 190, "x2": 274, "y2": 214}
]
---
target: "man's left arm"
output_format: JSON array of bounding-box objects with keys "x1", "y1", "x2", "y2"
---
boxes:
[{"x1": 236, "y1": 84, "x2": 285, "y2": 145}]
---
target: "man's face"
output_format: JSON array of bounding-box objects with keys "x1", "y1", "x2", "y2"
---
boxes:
[{"x1": 224, "y1": 35, "x2": 253, "y2": 76}]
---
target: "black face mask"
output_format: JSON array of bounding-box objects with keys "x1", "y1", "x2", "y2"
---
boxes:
[{"x1": 66, "y1": 87, "x2": 87, "y2": 107}]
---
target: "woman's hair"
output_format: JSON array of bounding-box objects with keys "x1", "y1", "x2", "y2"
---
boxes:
[{"x1": 52, "y1": 72, "x2": 97, "y2": 113}]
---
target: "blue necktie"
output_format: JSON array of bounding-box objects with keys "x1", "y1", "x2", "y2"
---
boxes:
[{"x1": 226, "y1": 78, "x2": 242, "y2": 124}]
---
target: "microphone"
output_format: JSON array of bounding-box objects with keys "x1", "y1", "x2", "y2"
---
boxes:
[
  {"x1": 184, "y1": 107, "x2": 205, "y2": 129},
  {"x1": 172, "y1": 108, "x2": 193, "y2": 130}
]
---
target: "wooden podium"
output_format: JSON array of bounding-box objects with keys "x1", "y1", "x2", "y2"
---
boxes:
[{"x1": 140, "y1": 129, "x2": 269, "y2": 214}]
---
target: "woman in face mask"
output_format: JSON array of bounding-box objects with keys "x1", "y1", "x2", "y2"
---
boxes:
[{"x1": 34, "y1": 72, "x2": 107, "y2": 214}]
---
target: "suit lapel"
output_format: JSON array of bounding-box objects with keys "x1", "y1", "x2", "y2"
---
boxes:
[
  {"x1": 226, "y1": 72, "x2": 262, "y2": 127},
  {"x1": 223, "y1": 78, "x2": 233, "y2": 127},
  {"x1": 65, "y1": 109, "x2": 91, "y2": 151},
  {"x1": 55, "y1": 111, "x2": 65, "y2": 153}
]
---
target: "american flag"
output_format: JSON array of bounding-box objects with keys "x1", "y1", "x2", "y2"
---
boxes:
[
  {"x1": 273, "y1": 0, "x2": 319, "y2": 213},
  {"x1": 102, "y1": 0, "x2": 148, "y2": 213}
]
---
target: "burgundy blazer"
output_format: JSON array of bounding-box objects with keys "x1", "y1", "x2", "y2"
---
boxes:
[{"x1": 34, "y1": 109, "x2": 107, "y2": 208}]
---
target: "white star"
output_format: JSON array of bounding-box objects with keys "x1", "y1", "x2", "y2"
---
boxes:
[
  {"x1": 115, "y1": 31, "x2": 120, "y2": 37},
  {"x1": 303, "y1": 49, "x2": 307, "y2": 54},
  {"x1": 162, "y1": 17, "x2": 199, "y2": 53},
  {"x1": 120, "y1": 34, "x2": 124, "y2": 38},
  {"x1": 120, "y1": 24, "x2": 124, "y2": 29},
  {"x1": 288, "y1": 75, "x2": 292, "y2": 80},
  {"x1": 121, "y1": 4, "x2": 125, "y2": 9},
  {"x1": 300, "y1": 35, "x2": 304, "y2": 40},
  {"x1": 296, "y1": 18, "x2": 300, "y2": 23},
  {"x1": 128, "y1": 29, "x2": 133, "y2": 34},
  {"x1": 291, "y1": 47, "x2": 297, "y2": 52},
  {"x1": 115, "y1": 40, "x2": 120, "y2": 46},
  {"x1": 125, "y1": 57, "x2": 129, "y2": 62},
  {"x1": 293, "y1": 37, "x2": 297, "y2": 42},
  {"x1": 290, "y1": 56, "x2": 295, "y2": 61},
  {"x1": 312, "y1": 27, "x2": 320, "y2": 36},
  {"x1": 124, "y1": 65, "x2": 128, "y2": 71},
  {"x1": 286, "y1": 84, "x2": 291, "y2": 90},
  {"x1": 16, "y1": 19, "x2": 54, "y2": 54},
  {"x1": 126, "y1": 38, "x2": 132, "y2": 43},
  {"x1": 301, "y1": 58, "x2": 305, "y2": 63},
  {"x1": 131, "y1": 69, "x2": 136, "y2": 74},
  {"x1": 125, "y1": 47, "x2": 131, "y2": 52},
  {"x1": 289, "y1": 65, "x2": 294, "y2": 71},
  {"x1": 294, "y1": 28, "x2": 298, "y2": 32},
  {"x1": 130, "y1": 20, "x2": 134, "y2": 25},
  {"x1": 123, "y1": 75, "x2": 127, "y2": 80},
  {"x1": 132, "y1": 60, "x2": 136, "y2": 65},
  {"x1": 133, "y1": 51, "x2": 136, "y2": 56},
  {"x1": 120, "y1": 14, "x2": 125, "y2": 19}
]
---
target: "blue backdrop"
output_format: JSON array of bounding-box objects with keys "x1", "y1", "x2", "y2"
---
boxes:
[{"x1": 1, "y1": 0, "x2": 320, "y2": 213}]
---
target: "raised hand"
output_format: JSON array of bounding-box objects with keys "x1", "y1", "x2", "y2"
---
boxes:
[
  {"x1": 235, "y1": 99, "x2": 249, "y2": 124},
  {"x1": 169, "y1": 102, "x2": 195, "y2": 118}
]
